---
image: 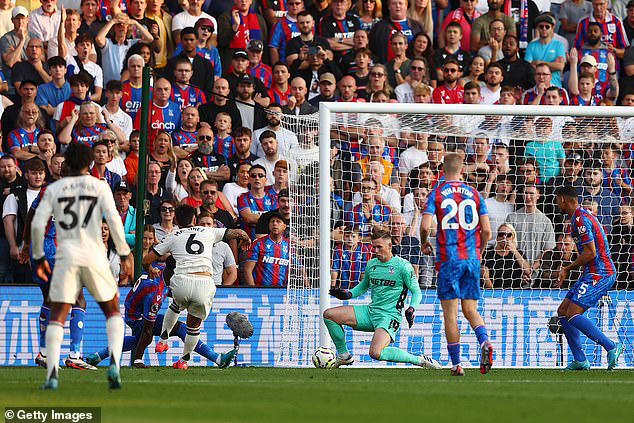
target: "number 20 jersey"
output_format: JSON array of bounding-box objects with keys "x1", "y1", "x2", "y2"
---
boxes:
[
  {"x1": 30, "y1": 175, "x2": 130, "y2": 265},
  {"x1": 152, "y1": 227, "x2": 226, "y2": 276},
  {"x1": 423, "y1": 180, "x2": 488, "y2": 264}
]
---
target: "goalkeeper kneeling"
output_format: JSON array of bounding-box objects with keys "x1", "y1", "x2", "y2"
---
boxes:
[{"x1": 324, "y1": 229, "x2": 440, "y2": 369}]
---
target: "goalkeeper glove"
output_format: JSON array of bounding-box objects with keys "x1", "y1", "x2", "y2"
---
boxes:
[
  {"x1": 329, "y1": 288, "x2": 352, "y2": 300},
  {"x1": 405, "y1": 306, "x2": 415, "y2": 328}
]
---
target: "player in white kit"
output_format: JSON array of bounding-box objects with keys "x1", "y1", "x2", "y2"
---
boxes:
[
  {"x1": 31, "y1": 143, "x2": 133, "y2": 390},
  {"x1": 142, "y1": 205, "x2": 250, "y2": 369}
]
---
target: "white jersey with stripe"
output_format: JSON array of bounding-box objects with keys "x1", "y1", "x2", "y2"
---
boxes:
[
  {"x1": 153, "y1": 227, "x2": 226, "y2": 276},
  {"x1": 31, "y1": 175, "x2": 130, "y2": 265}
]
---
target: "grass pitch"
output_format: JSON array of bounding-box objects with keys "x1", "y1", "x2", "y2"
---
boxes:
[{"x1": 0, "y1": 367, "x2": 632, "y2": 423}]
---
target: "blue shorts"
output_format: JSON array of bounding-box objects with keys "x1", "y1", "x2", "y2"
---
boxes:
[
  {"x1": 566, "y1": 273, "x2": 616, "y2": 310},
  {"x1": 437, "y1": 259, "x2": 481, "y2": 301},
  {"x1": 125, "y1": 314, "x2": 166, "y2": 338}
]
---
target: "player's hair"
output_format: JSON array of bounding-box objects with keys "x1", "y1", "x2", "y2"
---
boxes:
[
  {"x1": 233, "y1": 127, "x2": 252, "y2": 139},
  {"x1": 443, "y1": 152, "x2": 464, "y2": 175},
  {"x1": 259, "y1": 130, "x2": 277, "y2": 142},
  {"x1": 24, "y1": 158, "x2": 45, "y2": 173},
  {"x1": 370, "y1": 228, "x2": 391, "y2": 241},
  {"x1": 555, "y1": 185, "x2": 580, "y2": 200},
  {"x1": 174, "y1": 204, "x2": 197, "y2": 227},
  {"x1": 63, "y1": 142, "x2": 92, "y2": 173}
]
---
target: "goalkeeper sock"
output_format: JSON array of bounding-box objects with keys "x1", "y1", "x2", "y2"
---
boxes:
[
  {"x1": 160, "y1": 304, "x2": 180, "y2": 340},
  {"x1": 39, "y1": 306, "x2": 50, "y2": 354},
  {"x1": 174, "y1": 323, "x2": 219, "y2": 362},
  {"x1": 378, "y1": 347, "x2": 419, "y2": 365},
  {"x1": 45, "y1": 321, "x2": 63, "y2": 381},
  {"x1": 558, "y1": 316, "x2": 586, "y2": 362},
  {"x1": 568, "y1": 314, "x2": 615, "y2": 351},
  {"x1": 474, "y1": 325, "x2": 489, "y2": 346},
  {"x1": 447, "y1": 343, "x2": 460, "y2": 366},
  {"x1": 106, "y1": 314, "x2": 124, "y2": 369},
  {"x1": 324, "y1": 318, "x2": 348, "y2": 355},
  {"x1": 182, "y1": 325, "x2": 200, "y2": 362},
  {"x1": 69, "y1": 307, "x2": 86, "y2": 358}
]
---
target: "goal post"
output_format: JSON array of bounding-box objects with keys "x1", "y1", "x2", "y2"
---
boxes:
[{"x1": 277, "y1": 101, "x2": 634, "y2": 368}]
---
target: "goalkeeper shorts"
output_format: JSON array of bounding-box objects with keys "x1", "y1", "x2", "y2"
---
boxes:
[{"x1": 353, "y1": 305, "x2": 401, "y2": 342}]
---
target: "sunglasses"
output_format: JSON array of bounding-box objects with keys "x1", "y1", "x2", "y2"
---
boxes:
[
  {"x1": 444, "y1": 68, "x2": 459, "y2": 73},
  {"x1": 200, "y1": 26, "x2": 213, "y2": 31},
  {"x1": 497, "y1": 232, "x2": 513, "y2": 238},
  {"x1": 250, "y1": 173, "x2": 266, "y2": 178},
  {"x1": 161, "y1": 207, "x2": 174, "y2": 212},
  {"x1": 370, "y1": 72, "x2": 385, "y2": 77},
  {"x1": 198, "y1": 135, "x2": 213, "y2": 141},
  {"x1": 201, "y1": 190, "x2": 217, "y2": 195},
  {"x1": 103, "y1": 138, "x2": 116, "y2": 143},
  {"x1": 537, "y1": 24, "x2": 552, "y2": 29}
]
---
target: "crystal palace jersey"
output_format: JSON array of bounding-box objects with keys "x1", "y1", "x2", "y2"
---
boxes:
[
  {"x1": 173, "y1": 129, "x2": 198, "y2": 148},
  {"x1": 332, "y1": 242, "x2": 373, "y2": 289},
  {"x1": 345, "y1": 203, "x2": 391, "y2": 238},
  {"x1": 8, "y1": 127, "x2": 40, "y2": 151},
  {"x1": 72, "y1": 124, "x2": 108, "y2": 146},
  {"x1": 134, "y1": 101, "x2": 181, "y2": 141},
  {"x1": 237, "y1": 191, "x2": 278, "y2": 239},
  {"x1": 28, "y1": 186, "x2": 56, "y2": 263},
  {"x1": 125, "y1": 268, "x2": 167, "y2": 322},
  {"x1": 170, "y1": 84, "x2": 206, "y2": 109},
  {"x1": 246, "y1": 234, "x2": 291, "y2": 286},
  {"x1": 213, "y1": 134, "x2": 235, "y2": 159},
  {"x1": 121, "y1": 80, "x2": 147, "y2": 121},
  {"x1": 424, "y1": 180, "x2": 487, "y2": 264},
  {"x1": 570, "y1": 206, "x2": 615, "y2": 277},
  {"x1": 152, "y1": 226, "x2": 226, "y2": 276}
]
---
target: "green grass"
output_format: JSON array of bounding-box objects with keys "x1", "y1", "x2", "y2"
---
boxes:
[{"x1": 0, "y1": 367, "x2": 632, "y2": 423}]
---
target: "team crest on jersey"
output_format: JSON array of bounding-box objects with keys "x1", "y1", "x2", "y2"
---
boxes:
[
  {"x1": 151, "y1": 303, "x2": 159, "y2": 313},
  {"x1": 388, "y1": 266, "x2": 394, "y2": 274},
  {"x1": 579, "y1": 224, "x2": 587, "y2": 234}
]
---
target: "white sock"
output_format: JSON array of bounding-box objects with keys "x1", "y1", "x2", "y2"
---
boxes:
[
  {"x1": 182, "y1": 325, "x2": 200, "y2": 362},
  {"x1": 106, "y1": 314, "x2": 124, "y2": 369},
  {"x1": 45, "y1": 322, "x2": 63, "y2": 381},
  {"x1": 160, "y1": 305, "x2": 180, "y2": 340}
]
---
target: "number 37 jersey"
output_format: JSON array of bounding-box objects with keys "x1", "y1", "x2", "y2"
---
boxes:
[
  {"x1": 31, "y1": 175, "x2": 131, "y2": 265},
  {"x1": 423, "y1": 180, "x2": 487, "y2": 264},
  {"x1": 153, "y1": 227, "x2": 226, "y2": 276}
]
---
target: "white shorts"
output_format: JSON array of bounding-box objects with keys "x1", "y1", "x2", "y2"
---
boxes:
[
  {"x1": 170, "y1": 274, "x2": 216, "y2": 320},
  {"x1": 48, "y1": 259, "x2": 118, "y2": 304}
]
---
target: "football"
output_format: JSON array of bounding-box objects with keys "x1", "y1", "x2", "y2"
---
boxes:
[{"x1": 312, "y1": 347, "x2": 336, "y2": 368}]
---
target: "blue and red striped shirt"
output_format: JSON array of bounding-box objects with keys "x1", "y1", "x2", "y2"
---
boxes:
[
  {"x1": 332, "y1": 242, "x2": 372, "y2": 289},
  {"x1": 8, "y1": 127, "x2": 40, "y2": 151},
  {"x1": 574, "y1": 12, "x2": 629, "y2": 52},
  {"x1": 72, "y1": 124, "x2": 108, "y2": 146},
  {"x1": 170, "y1": 84, "x2": 206, "y2": 110},
  {"x1": 121, "y1": 80, "x2": 147, "y2": 121},
  {"x1": 344, "y1": 203, "x2": 391, "y2": 238},
  {"x1": 246, "y1": 235, "x2": 290, "y2": 286},
  {"x1": 173, "y1": 129, "x2": 198, "y2": 147},
  {"x1": 570, "y1": 206, "x2": 615, "y2": 277},
  {"x1": 125, "y1": 265, "x2": 167, "y2": 322},
  {"x1": 237, "y1": 191, "x2": 278, "y2": 239},
  {"x1": 213, "y1": 134, "x2": 235, "y2": 159},
  {"x1": 424, "y1": 180, "x2": 487, "y2": 264},
  {"x1": 249, "y1": 63, "x2": 273, "y2": 88}
]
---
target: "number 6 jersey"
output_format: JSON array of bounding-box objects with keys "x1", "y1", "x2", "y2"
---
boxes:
[
  {"x1": 31, "y1": 175, "x2": 130, "y2": 265},
  {"x1": 423, "y1": 180, "x2": 487, "y2": 264},
  {"x1": 152, "y1": 227, "x2": 226, "y2": 276}
]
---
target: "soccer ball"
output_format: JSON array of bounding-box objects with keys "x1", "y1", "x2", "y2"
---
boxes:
[{"x1": 312, "y1": 347, "x2": 336, "y2": 369}]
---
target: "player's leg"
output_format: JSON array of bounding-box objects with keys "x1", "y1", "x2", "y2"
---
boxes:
[
  {"x1": 36, "y1": 283, "x2": 50, "y2": 368},
  {"x1": 461, "y1": 299, "x2": 492, "y2": 374},
  {"x1": 96, "y1": 296, "x2": 125, "y2": 388},
  {"x1": 440, "y1": 299, "x2": 463, "y2": 375},
  {"x1": 66, "y1": 291, "x2": 96, "y2": 369},
  {"x1": 557, "y1": 298, "x2": 589, "y2": 369},
  {"x1": 156, "y1": 302, "x2": 181, "y2": 352},
  {"x1": 169, "y1": 319, "x2": 235, "y2": 367},
  {"x1": 85, "y1": 320, "x2": 143, "y2": 366},
  {"x1": 323, "y1": 305, "x2": 357, "y2": 357},
  {"x1": 43, "y1": 302, "x2": 72, "y2": 389}
]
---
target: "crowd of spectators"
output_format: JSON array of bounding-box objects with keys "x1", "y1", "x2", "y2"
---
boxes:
[{"x1": 0, "y1": 0, "x2": 633, "y2": 290}]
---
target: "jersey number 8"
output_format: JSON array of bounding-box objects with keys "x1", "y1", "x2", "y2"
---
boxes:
[{"x1": 440, "y1": 198, "x2": 479, "y2": 231}]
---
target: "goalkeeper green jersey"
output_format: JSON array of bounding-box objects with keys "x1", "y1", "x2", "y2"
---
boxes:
[{"x1": 350, "y1": 256, "x2": 422, "y2": 317}]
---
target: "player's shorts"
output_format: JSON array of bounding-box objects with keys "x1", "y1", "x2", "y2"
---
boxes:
[
  {"x1": 353, "y1": 305, "x2": 401, "y2": 342},
  {"x1": 436, "y1": 259, "x2": 481, "y2": 301},
  {"x1": 125, "y1": 314, "x2": 166, "y2": 338},
  {"x1": 169, "y1": 274, "x2": 216, "y2": 320},
  {"x1": 48, "y1": 259, "x2": 117, "y2": 304},
  {"x1": 566, "y1": 273, "x2": 616, "y2": 310}
]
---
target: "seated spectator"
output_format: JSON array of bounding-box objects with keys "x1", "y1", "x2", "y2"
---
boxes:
[
  {"x1": 90, "y1": 139, "x2": 121, "y2": 192},
  {"x1": 120, "y1": 54, "x2": 147, "y2": 122},
  {"x1": 386, "y1": 32, "x2": 410, "y2": 89},
  {"x1": 133, "y1": 78, "x2": 181, "y2": 142},
  {"x1": 113, "y1": 181, "x2": 136, "y2": 247},
  {"x1": 484, "y1": 174, "x2": 515, "y2": 246},
  {"x1": 572, "y1": 23, "x2": 618, "y2": 102},
  {"x1": 497, "y1": 34, "x2": 534, "y2": 91},
  {"x1": 283, "y1": 77, "x2": 317, "y2": 115},
  {"x1": 293, "y1": 47, "x2": 342, "y2": 103},
  {"x1": 255, "y1": 188, "x2": 291, "y2": 240},
  {"x1": 538, "y1": 234, "x2": 579, "y2": 288},
  {"x1": 33, "y1": 131, "x2": 57, "y2": 182},
  {"x1": 369, "y1": 0, "x2": 422, "y2": 64},
  {"x1": 53, "y1": 73, "x2": 91, "y2": 131},
  {"x1": 124, "y1": 130, "x2": 140, "y2": 185},
  {"x1": 252, "y1": 104, "x2": 299, "y2": 157},
  {"x1": 223, "y1": 161, "x2": 251, "y2": 214},
  {"x1": 102, "y1": 80, "x2": 133, "y2": 140},
  {"x1": 244, "y1": 211, "x2": 290, "y2": 286},
  {"x1": 432, "y1": 59, "x2": 464, "y2": 104},
  {"x1": 12, "y1": 38, "x2": 51, "y2": 91},
  {"x1": 212, "y1": 112, "x2": 234, "y2": 160},
  {"x1": 580, "y1": 165, "x2": 621, "y2": 233},
  {"x1": 132, "y1": 161, "x2": 171, "y2": 224},
  {"x1": 235, "y1": 74, "x2": 267, "y2": 131},
  {"x1": 198, "y1": 211, "x2": 238, "y2": 286},
  {"x1": 200, "y1": 179, "x2": 236, "y2": 225},
  {"x1": 521, "y1": 62, "x2": 570, "y2": 105},
  {"x1": 265, "y1": 160, "x2": 290, "y2": 196},
  {"x1": 434, "y1": 23, "x2": 471, "y2": 84},
  {"x1": 345, "y1": 176, "x2": 391, "y2": 241},
  {"x1": 470, "y1": 0, "x2": 516, "y2": 51},
  {"x1": 7, "y1": 103, "x2": 43, "y2": 163},
  {"x1": 601, "y1": 144, "x2": 632, "y2": 198},
  {"x1": 570, "y1": 71, "x2": 603, "y2": 105},
  {"x1": 253, "y1": 131, "x2": 286, "y2": 185},
  {"x1": 149, "y1": 130, "x2": 174, "y2": 183},
  {"x1": 390, "y1": 212, "x2": 421, "y2": 275},
  {"x1": 353, "y1": 160, "x2": 400, "y2": 212},
  {"x1": 482, "y1": 223, "x2": 531, "y2": 288},
  {"x1": 505, "y1": 184, "x2": 556, "y2": 282},
  {"x1": 167, "y1": 27, "x2": 216, "y2": 96},
  {"x1": 170, "y1": 58, "x2": 206, "y2": 110},
  {"x1": 286, "y1": 11, "x2": 330, "y2": 68},
  {"x1": 478, "y1": 19, "x2": 505, "y2": 66},
  {"x1": 459, "y1": 55, "x2": 485, "y2": 87},
  {"x1": 610, "y1": 204, "x2": 634, "y2": 289},
  {"x1": 198, "y1": 78, "x2": 242, "y2": 131},
  {"x1": 573, "y1": 0, "x2": 628, "y2": 56},
  {"x1": 227, "y1": 127, "x2": 258, "y2": 181},
  {"x1": 318, "y1": 0, "x2": 359, "y2": 56},
  {"x1": 479, "y1": 62, "x2": 503, "y2": 104},
  {"x1": 525, "y1": 13, "x2": 565, "y2": 88},
  {"x1": 0, "y1": 6, "x2": 30, "y2": 96},
  {"x1": 35, "y1": 56, "x2": 70, "y2": 123},
  {"x1": 152, "y1": 199, "x2": 178, "y2": 242},
  {"x1": 357, "y1": 134, "x2": 397, "y2": 188},
  {"x1": 395, "y1": 57, "x2": 429, "y2": 103},
  {"x1": 166, "y1": 158, "x2": 192, "y2": 201},
  {"x1": 399, "y1": 132, "x2": 429, "y2": 195},
  {"x1": 171, "y1": 0, "x2": 217, "y2": 46},
  {"x1": 181, "y1": 167, "x2": 206, "y2": 208},
  {"x1": 246, "y1": 39, "x2": 273, "y2": 89},
  {"x1": 524, "y1": 117, "x2": 565, "y2": 183},
  {"x1": 237, "y1": 164, "x2": 278, "y2": 239},
  {"x1": 331, "y1": 224, "x2": 372, "y2": 288},
  {"x1": 268, "y1": 62, "x2": 292, "y2": 106},
  {"x1": 268, "y1": 0, "x2": 303, "y2": 65}
]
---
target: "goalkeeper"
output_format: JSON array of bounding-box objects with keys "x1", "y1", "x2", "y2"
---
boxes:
[{"x1": 324, "y1": 229, "x2": 440, "y2": 369}]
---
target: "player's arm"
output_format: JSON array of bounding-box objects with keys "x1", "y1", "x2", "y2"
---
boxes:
[
  {"x1": 349, "y1": 267, "x2": 369, "y2": 297},
  {"x1": 559, "y1": 240, "x2": 596, "y2": 284},
  {"x1": 223, "y1": 228, "x2": 251, "y2": 250},
  {"x1": 419, "y1": 213, "x2": 434, "y2": 254},
  {"x1": 403, "y1": 261, "x2": 421, "y2": 327},
  {"x1": 30, "y1": 190, "x2": 54, "y2": 261},
  {"x1": 479, "y1": 214, "x2": 491, "y2": 256}
]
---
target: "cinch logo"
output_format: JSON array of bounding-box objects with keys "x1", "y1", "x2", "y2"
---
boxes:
[
  {"x1": 151, "y1": 121, "x2": 177, "y2": 130},
  {"x1": 262, "y1": 256, "x2": 290, "y2": 266}
]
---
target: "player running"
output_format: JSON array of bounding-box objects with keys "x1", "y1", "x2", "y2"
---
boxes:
[
  {"x1": 554, "y1": 185, "x2": 623, "y2": 370},
  {"x1": 142, "y1": 205, "x2": 251, "y2": 369},
  {"x1": 325, "y1": 229, "x2": 441, "y2": 369},
  {"x1": 84, "y1": 272, "x2": 238, "y2": 368},
  {"x1": 420, "y1": 152, "x2": 493, "y2": 376},
  {"x1": 31, "y1": 143, "x2": 133, "y2": 390}
]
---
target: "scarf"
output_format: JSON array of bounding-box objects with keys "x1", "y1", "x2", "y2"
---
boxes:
[
  {"x1": 229, "y1": 7, "x2": 262, "y2": 49},
  {"x1": 504, "y1": 0, "x2": 528, "y2": 49}
]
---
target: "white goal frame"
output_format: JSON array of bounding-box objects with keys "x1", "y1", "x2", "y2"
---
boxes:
[{"x1": 317, "y1": 102, "x2": 634, "y2": 350}]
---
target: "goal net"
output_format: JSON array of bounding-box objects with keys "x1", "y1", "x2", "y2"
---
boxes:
[{"x1": 277, "y1": 103, "x2": 634, "y2": 368}]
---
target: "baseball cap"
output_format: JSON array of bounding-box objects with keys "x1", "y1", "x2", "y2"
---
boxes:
[
  {"x1": 12, "y1": 6, "x2": 28, "y2": 18},
  {"x1": 194, "y1": 17, "x2": 214, "y2": 31},
  {"x1": 319, "y1": 72, "x2": 336, "y2": 85},
  {"x1": 238, "y1": 73, "x2": 254, "y2": 84},
  {"x1": 565, "y1": 152, "x2": 582, "y2": 162},
  {"x1": 247, "y1": 39, "x2": 264, "y2": 52},
  {"x1": 580, "y1": 54, "x2": 598, "y2": 67},
  {"x1": 534, "y1": 13, "x2": 556, "y2": 27},
  {"x1": 233, "y1": 49, "x2": 248, "y2": 60},
  {"x1": 114, "y1": 182, "x2": 132, "y2": 193}
]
